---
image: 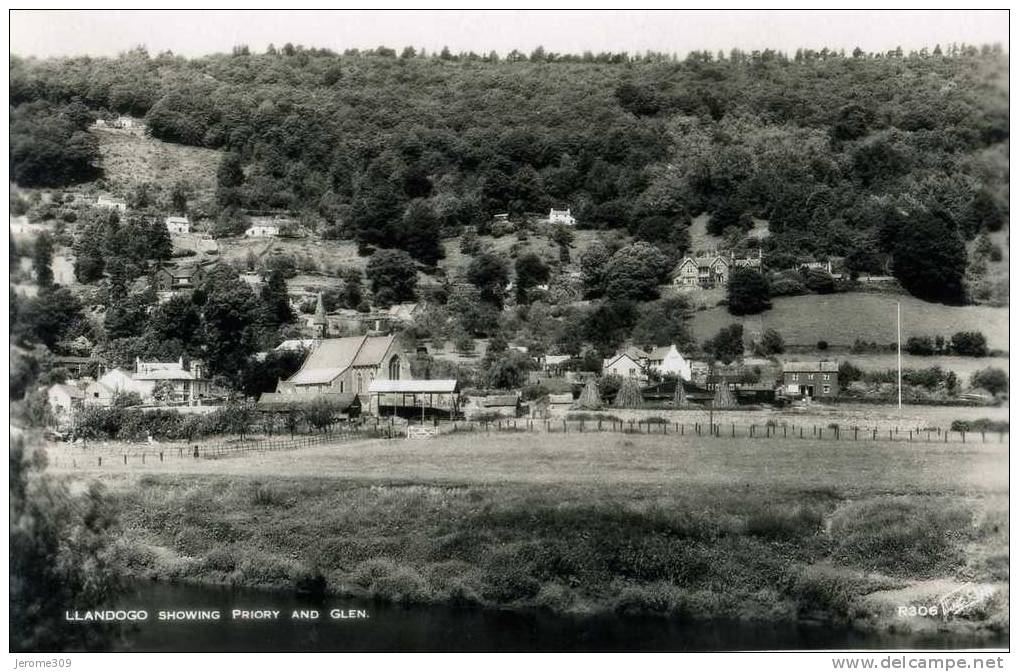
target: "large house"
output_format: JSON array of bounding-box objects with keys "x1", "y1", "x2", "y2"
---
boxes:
[
  {"x1": 671, "y1": 250, "x2": 763, "y2": 289},
  {"x1": 96, "y1": 195, "x2": 127, "y2": 212},
  {"x1": 548, "y1": 208, "x2": 576, "y2": 226},
  {"x1": 646, "y1": 345, "x2": 692, "y2": 380},
  {"x1": 132, "y1": 358, "x2": 211, "y2": 404},
  {"x1": 156, "y1": 263, "x2": 205, "y2": 292},
  {"x1": 83, "y1": 359, "x2": 210, "y2": 406},
  {"x1": 275, "y1": 335, "x2": 410, "y2": 409},
  {"x1": 245, "y1": 223, "x2": 280, "y2": 238},
  {"x1": 602, "y1": 352, "x2": 646, "y2": 380},
  {"x1": 47, "y1": 383, "x2": 84, "y2": 421},
  {"x1": 165, "y1": 216, "x2": 191, "y2": 235},
  {"x1": 781, "y1": 361, "x2": 840, "y2": 401}
]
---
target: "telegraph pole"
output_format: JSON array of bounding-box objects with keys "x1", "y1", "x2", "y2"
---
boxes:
[{"x1": 897, "y1": 301, "x2": 902, "y2": 411}]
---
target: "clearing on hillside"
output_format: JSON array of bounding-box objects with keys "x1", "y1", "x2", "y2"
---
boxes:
[
  {"x1": 690, "y1": 293, "x2": 1009, "y2": 351},
  {"x1": 92, "y1": 126, "x2": 221, "y2": 199}
]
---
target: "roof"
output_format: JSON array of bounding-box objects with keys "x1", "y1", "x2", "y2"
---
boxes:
[
  {"x1": 548, "y1": 393, "x2": 574, "y2": 404},
  {"x1": 603, "y1": 352, "x2": 642, "y2": 369},
  {"x1": 352, "y1": 334, "x2": 394, "y2": 367},
  {"x1": 288, "y1": 336, "x2": 366, "y2": 385},
  {"x1": 165, "y1": 216, "x2": 189, "y2": 224},
  {"x1": 133, "y1": 369, "x2": 200, "y2": 381},
  {"x1": 162, "y1": 265, "x2": 202, "y2": 279},
  {"x1": 782, "y1": 361, "x2": 840, "y2": 373},
  {"x1": 480, "y1": 395, "x2": 519, "y2": 407},
  {"x1": 276, "y1": 339, "x2": 316, "y2": 352},
  {"x1": 50, "y1": 383, "x2": 84, "y2": 399},
  {"x1": 543, "y1": 354, "x2": 572, "y2": 365},
  {"x1": 368, "y1": 379, "x2": 459, "y2": 394},
  {"x1": 257, "y1": 392, "x2": 360, "y2": 411},
  {"x1": 648, "y1": 345, "x2": 677, "y2": 360}
]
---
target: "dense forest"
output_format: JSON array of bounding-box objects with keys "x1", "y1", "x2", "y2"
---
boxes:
[{"x1": 10, "y1": 43, "x2": 1009, "y2": 304}]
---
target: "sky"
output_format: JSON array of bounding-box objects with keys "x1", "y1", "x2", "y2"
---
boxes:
[{"x1": 9, "y1": 10, "x2": 1009, "y2": 59}]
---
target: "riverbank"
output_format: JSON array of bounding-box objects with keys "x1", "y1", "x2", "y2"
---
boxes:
[{"x1": 60, "y1": 432, "x2": 1008, "y2": 641}]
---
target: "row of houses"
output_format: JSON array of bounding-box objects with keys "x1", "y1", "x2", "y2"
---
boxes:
[
  {"x1": 668, "y1": 250, "x2": 860, "y2": 290},
  {"x1": 47, "y1": 357, "x2": 214, "y2": 423}
]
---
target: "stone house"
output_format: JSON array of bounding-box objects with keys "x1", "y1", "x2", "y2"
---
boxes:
[{"x1": 781, "y1": 361, "x2": 840, "y2": 401}]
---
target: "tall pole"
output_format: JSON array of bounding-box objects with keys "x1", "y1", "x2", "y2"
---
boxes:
[{"x1": 897, "y1": 301, "x2": 902, "y2": 411}]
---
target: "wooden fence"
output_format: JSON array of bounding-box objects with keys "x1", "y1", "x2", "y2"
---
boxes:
[{"x1": 443, "y1": 417, "x2": 1008, "y2": 445}]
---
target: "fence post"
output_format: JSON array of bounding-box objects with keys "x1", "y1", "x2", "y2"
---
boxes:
[
  {"x1": 160, "y1": 451, "x2": 163, "y2": 462},
  {"x1": 854, "y1": 428, "x2": 858, "y2": 441},
  {"x1": 98, "y1": 456, "x2": 101, "y2": 467},
  {"x1": 123, "y1": 454, "x2": 127, "y2": 465}
]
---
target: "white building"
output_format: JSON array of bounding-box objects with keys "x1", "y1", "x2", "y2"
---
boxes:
[
  {"x1": 548, "y1": 208, "x2": 576, "y2": 226},
  {"x1": 245, "y1": 224, "x2": 280, "y2": 238},
  {"x1": 96, "y1": 195, "x2": 127, "y2": 212},
  {"x1": 165, "y1": 216, "x2": 191, "y2": 235},
  {"x1": 646, "y1": 345, "x2": 692, "y2": 381},
  {"x1": 47, "y1": 384, "x2": 84, "y2": 421},
  {"x1": 602, "y1": 352, "x2": 645, "y2": 380}
]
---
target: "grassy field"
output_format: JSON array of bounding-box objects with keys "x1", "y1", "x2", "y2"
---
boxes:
[
  {"x1": 51, "y1": 431, "x2": 1007, "y2": 634},
  {"x1": 689, "y1": 293, "x2": 1010, "y2": 351},
  {"x1": 835, "y1": 354, "x2": 1010, "y2": 380},
  {"x1": 92, "y1": 127, "x2": 221, "y2": 199}
]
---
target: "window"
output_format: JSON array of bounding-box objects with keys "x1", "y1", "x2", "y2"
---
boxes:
[
  {"x1": 357, "y1": 374, "x2": 363, "y2": 393},
  {"x1": 388, "y1": 356, "x2": 401, "y2": 380},
  {"x1": 823, "y1": 373, "x2": 831, "y2": 381},
  {"x1": 791, "y1": 373, "x2": 798, "y2": 381},
  {"x1": 339, "y1": 381, "x2": 344, "y2": 393},
  {"x1": 808, "y1": 373, "x2": 814, "y2": 380},
  {"x1": 822, "y1": 385, "x2": 831, "y2": 394}
]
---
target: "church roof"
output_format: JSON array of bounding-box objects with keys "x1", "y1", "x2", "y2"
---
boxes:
[{"x1": 287, "y1": 335, "x2": 396, "y2": 386}]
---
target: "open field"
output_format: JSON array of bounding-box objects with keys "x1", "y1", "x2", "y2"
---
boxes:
[
  {"x1": 689, "y1": 293, "x2": 1009, "y2": 351},
  {"x1": 216, "y1": 236, "x2": 366, "y2": 274},
  {"x1": 50, "y1": 430, "x2": 1008, "y2": 634},
  {"x1": 834, "y1": 354, "x2": 1010, "y2": 380},
  {"x1": 92, "y1": 127, "x2": 221, "y2": 198}
]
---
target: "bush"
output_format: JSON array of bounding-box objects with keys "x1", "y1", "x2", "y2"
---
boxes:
[
  {"x1": 970, "y1": 368, "x2": 1008, "y2": 395},
  {"x1": 830, "y1": 497, "x2": 973, "y2": 577},
  {"x1": 727, "y1": 267, "x2": 771, "y2": 315},
  {"x1": 950, "y1": 418, "x2": 1008, "y2": 433},
  {"x1": 745, "y1": 505, "x2": 824, "y2": 541},
  {"x1": 905, "y1": 336, "x2": 935, "y2": 356},
  {"x1": 951, "y1": 331, "x2": 988, "y2": 357}
]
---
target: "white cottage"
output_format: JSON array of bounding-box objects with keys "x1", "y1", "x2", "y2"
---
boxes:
[
  {"x1": 647, "y1": 345, "x2": 692, "y2": 381},
  {"x1": 548, "y1": 208, "x2": 576, "y2": 226},
  {"x1": 165, "y1": 216, "x2": 191, "y2": 235}
]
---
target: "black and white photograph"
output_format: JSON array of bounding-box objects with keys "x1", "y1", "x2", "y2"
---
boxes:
[{"x1": 6, "y1": 8, "x2": 1011, "y2": 663}]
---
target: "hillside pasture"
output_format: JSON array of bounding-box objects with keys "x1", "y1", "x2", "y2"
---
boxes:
[
  {"x1": 92, "y1": 126, "x2": 221, "y2": 198},
  {"x1": 689, "y1": 293, "x2": 1009, "y2": 351}
]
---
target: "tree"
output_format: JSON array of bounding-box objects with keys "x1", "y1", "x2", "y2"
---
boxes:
[
  {"x1": 601, "y1": 242, "x2": 671, "y2": 301},
  {"x1": 707, "y1": 199, "x2": 750, "y2": 236},
  {"x1": 905, "y1": 336, "x2": 935, "y2": 356},
  {"x1": 966, "y1": 189, "x2": 1003, "y2": 233},
  {"x1": 630, "y1": 297, "x2": 693, "y2": 349},
  {"x1": 514, "y1": 253, "x2": 550, "y2": 304},
  {"x1": 579, "y1": 241, "x2": 612, "y2": 297},
  {"x1": 400, "y1": 200, "x2": 444, "y2": 265},
  {"x1": 216, "y1": 151, "x2": 245, "y2": 207},
  {"x1": 366, "y1": 249, "x2": 417, "y2": 306},
  {"x1": 971, "y1": 368, "x2": 1008, "y2": 395},
  {"x1": 803, "y1": 268, "x2": 836, "y2": 294},
  {"x1": 890, "y1": 211, "x2": 967, "y2": 303},
  {"x1": 466, "y1": 251, "x2": 510, "y2": 309},
  {"x1": 261, "y1": 268, "x2": 295, "y2": 326},
  {"x1": 32, "y1": 232, "x2": 54, "y2": 289},
  {"x1": 339, "y1": 268, "x2": 364, "y2": 309},
  {"x1": 198, "y1": 266, "x2": 264, "y2": 381},
  {"x1": 302, "y1": 397, "x2": 339, "y2": 432},
  {"x1": 727, "y1": 267, "x2": 771, "y2": 315},
  {"x1": 11, "y1": 438, "x2": 121, "y2": 651},
  {"x1": 755, "y1": 328, "x2": 785, "y2": 356},
  {"x1": 951, "y1": 331, "x2": 988, "y2": 357},
  {"x1": 151, "y1": 380, "x2": 176, "y2": 403},
  {"x1": 704, "y1": 324, "x2": 744, "y2": 364}
]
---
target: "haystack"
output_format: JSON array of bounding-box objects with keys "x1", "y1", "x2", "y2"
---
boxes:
[
  {"x1": 613, "y1": 377, "x2": 644, "y2": 408},
  {"x1": 712, "y1": 381, "x2": 737, "y2": 408},
  {"x1": 672, "y1": 379, "x2": 687, "y2": 406},
  {"x1": 575, "y1": 378, "x2": 603, "y2": 410}
]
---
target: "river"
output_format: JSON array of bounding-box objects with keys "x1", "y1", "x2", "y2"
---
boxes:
[{"x1": 92, "y1": 580, "x2": 1009, "y2": 652}]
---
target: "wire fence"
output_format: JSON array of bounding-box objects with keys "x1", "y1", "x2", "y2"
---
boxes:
[
  {"x1": 444, "y1": 417, "x2": 1008, "y2": 445},
  {"x1": 49, "y1": 415, "x2": 1007, "y2": 470}
]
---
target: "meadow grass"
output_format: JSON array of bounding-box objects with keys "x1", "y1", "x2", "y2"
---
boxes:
[{"x1": 73, "y1": 431, "x2": 1008, "y2": 630}]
